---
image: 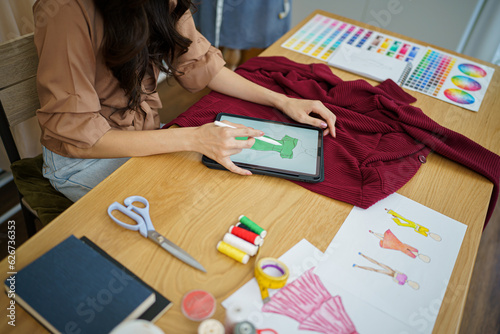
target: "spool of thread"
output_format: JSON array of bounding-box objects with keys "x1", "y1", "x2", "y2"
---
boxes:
[
  {"x1": 110, "y1": 320, "x2": 165, "y2": 334},
  {"x1": 229, "y1": 225, "x2": 262, "y2": 246},
  {"x1": 181, "y1": 290, "x2": 216, "y2": 321},
  {"x1": 233, "y1": 321, "x2": 257, "y2": 334},
  {"x1": 197, "y1": 319, "x2": 225, "y2": 334},
  {"x1": 238, "y1": 215, "x2": 267, "y2": 238},
  {"x1": 217, "y1": 241, "x2": 250, "y2": 264},
  {"x1": 235, "y1": 222, "x2": 254, "y2": 233},
  {"x1": 222, "y1": 233, "x2": 259, "y2": 256},
  {"x1": 224, "y1": 303, "x2": 252, "y2": 333}
]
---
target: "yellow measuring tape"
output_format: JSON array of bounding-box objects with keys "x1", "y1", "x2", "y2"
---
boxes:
[{"x1": 255, "y1": 257, "x2": 289, "y2": 303}]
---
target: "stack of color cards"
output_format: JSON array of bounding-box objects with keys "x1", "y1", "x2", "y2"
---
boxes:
[
  {"x1": 216, "y1": 215, "x2": 267, "y2": 264},
  {"x1": 281, "y1": 14, "x2": 424, "y2": 62}
]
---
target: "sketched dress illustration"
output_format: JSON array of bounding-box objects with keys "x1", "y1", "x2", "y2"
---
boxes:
[
  {"x1": 353, "y1": 252, "x2": 420, "y2": 290},
  {"x1": 262, "y1": 268, "x2": 358, "y2": 334},
  {"x1": 236, "y1": 133, "x2": 319, "y2": 160},
  {"x1": 386, "y1": 209, "x2": 442, "y2": 241},
  {"x1": 237, "y1": 134, "x2": 298, "y2": 158},
  {"x1": 370, "y1": 230, "x2": 431, "y2": 263}
]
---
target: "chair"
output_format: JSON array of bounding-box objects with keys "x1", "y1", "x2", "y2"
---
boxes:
[{"x1": 0, "y1": 33, "x2": 73, "y2": 236}]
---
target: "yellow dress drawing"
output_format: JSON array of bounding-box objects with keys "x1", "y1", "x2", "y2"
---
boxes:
[{"x1": 386, "y1": 209, "x2": 442, "y2": 241}]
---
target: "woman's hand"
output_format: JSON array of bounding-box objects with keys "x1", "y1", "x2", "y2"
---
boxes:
[
  {"x1": 277, "y1": 97, "x2": 337, "y2": 137},
  {"x1": 193, "y1": 121, "x2": 263, "y2": 175}
]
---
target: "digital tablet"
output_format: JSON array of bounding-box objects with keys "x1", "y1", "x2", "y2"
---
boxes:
[{"x1": 202, "y1": 113, "x2": 324, "y2": 183}]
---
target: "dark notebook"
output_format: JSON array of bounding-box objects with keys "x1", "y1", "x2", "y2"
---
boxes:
[
  {"x1": 3, "y1": 235, "x2": 162, "y2": 334},
  {"x1": 79, "y1": 236, "x2": 172, "y2": 323}
]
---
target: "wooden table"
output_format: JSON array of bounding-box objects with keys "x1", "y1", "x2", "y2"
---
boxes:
[{"x1": 2, "y1": 10, "x2": 499, "y2": 333}]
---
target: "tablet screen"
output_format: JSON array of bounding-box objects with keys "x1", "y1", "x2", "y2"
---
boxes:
[{"x1": 219, "y1": 114, "x2": 322, "y2": 177}]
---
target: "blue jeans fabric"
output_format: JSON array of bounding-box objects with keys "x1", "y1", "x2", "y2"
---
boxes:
[{"x1": 42, "y1": 146, "x2": 130, "y2": 202}]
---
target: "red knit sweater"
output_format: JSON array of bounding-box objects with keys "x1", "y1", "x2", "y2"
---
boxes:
[{"x1": 165, "y1": 56, "x2": 500, "y2": 225}]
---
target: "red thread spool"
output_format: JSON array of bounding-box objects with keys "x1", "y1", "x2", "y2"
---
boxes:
[{"x1": 229, "y1": 226, "x2": 263, "y2": 246}]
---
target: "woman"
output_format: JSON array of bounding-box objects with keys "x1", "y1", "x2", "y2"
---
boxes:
[{"x1": 33, "y1": 0, "x2": 336, "y2": 202}]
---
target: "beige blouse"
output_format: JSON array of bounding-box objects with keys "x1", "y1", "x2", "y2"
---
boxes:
[{"x1": 33, "y1": 0, "x2": 225, "y2": 157}]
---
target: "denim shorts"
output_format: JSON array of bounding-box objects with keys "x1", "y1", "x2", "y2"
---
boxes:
[{"x1": 42, "y1": 146, "x2": 130, "y2": 202}]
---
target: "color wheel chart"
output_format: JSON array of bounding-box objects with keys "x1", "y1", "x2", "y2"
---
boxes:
[
  {"x1": 281, "y1": 14, "x2": 424, "y2": 62},
  {"x1": 403, "y1": 47, "x2": 494, "y2": 112}
]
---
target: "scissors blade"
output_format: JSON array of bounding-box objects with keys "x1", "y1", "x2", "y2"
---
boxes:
[{"x1": 147, "y1": 230, "x2": 207, "y2": 273}]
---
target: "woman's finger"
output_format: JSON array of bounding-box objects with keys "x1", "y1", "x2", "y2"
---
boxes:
[
  {"x1": 220, "y1": 120, "x2": 249, "y2": 129},
  {"x1": 309, "y1": 101, "x2": 337, "y2": 137},
  {"x1": 220, "y1": 157, "x2": 252, "y2": 176},
  {"x1": 233, "y1": 137, "x2": 256, "y2": 149},
  {"x1": 217, "y1": 124, "x2": 263, "y2": 139}
]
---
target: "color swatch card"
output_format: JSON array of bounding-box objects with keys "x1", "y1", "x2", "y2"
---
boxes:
[
  {"x1": 328, "y1": 44, "x2": 413, "y2": 84},
  {"x1": 403, "y1": 47, "x2": 495, "y2": 112},
  {"x1": 282, "y1": 14, "x2": 495, "y2": 112},
  {"x1": 281, "y1": 14, "x2": 424, "y2": 63}
]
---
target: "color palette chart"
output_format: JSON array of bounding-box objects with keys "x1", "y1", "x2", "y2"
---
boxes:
[
  {"x1": 282, "y1": 14, "x2": 495, "y2": 112},
  {"x1": 403, "y1": 47, "x2": 494, "y2": 112},
  {"x1": 281, "y1": 14, "x2": 424, "y2": 62}
]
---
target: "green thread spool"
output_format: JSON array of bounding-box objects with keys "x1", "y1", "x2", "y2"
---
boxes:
[{"x1": 238, "y1": 215, "x2": 267, "y2": 238}]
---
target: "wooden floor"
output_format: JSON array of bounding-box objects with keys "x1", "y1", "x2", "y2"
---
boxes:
[{"x1": 0, "y1": 55, "x2": 498, "y2": 333}]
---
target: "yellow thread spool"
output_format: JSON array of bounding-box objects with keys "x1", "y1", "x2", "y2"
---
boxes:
[{"x1": 217, "y1": 241, "x2": 250, "y2": 264}]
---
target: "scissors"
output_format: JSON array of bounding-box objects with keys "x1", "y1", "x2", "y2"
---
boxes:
[{"x1": 107, "y1": 196, "x2": 206, "y2": 273}]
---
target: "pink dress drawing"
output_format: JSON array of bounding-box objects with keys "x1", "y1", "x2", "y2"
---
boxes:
[
  {"x1": 370, "y1": 230, "x2": 431, "y2": 263},
  {"x1": 378, "y1": 229, "x2": 417, "y2": 258},
  {"x1": 262, "y1": 268, "x2": 357, "y2": 334},
  {"x1": 298, "y1": 295, "x2": 357, "y2": 333}
]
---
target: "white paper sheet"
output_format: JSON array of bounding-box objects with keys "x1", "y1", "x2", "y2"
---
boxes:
[
  {"x1": 222, "y1": 239, "x2": 415, "y2": 333},
  {"x1": 315, "y1": 193, "x2": 467, "y2": 333},
  {"x1": 222, "y1": 239, "x2": 325, "y2": 332}
]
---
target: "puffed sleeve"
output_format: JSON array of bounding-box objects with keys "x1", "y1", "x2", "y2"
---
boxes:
[
  {"x1": 34, "y1": 0, "x2": 110, "y2": 156},
  {"x1": 174, "y1": 8, "x2": 226, "y2": 93}
]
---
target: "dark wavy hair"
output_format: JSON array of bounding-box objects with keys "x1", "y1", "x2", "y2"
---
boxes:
[{"x1": 93, "y1": 0, "x2": 193, "y2": 111}]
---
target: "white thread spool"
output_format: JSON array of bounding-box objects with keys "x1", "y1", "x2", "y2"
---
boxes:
[
  {"x1": 198, "y1": 319, "x2": 225, "y2": 334},
  {"x1": 225, "y1": 302, "x2": 251, "y2": 333},
  {"x1": 110, "y1": 320, "x2": 165, "y2": 334},
  {"x1": 223, "y1": 233, "x2": 259, "y2": 256}
]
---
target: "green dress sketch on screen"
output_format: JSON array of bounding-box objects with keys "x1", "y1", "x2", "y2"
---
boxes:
[{"x1": 236, "y1": 135, "x2": 298, "y2": 159}]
